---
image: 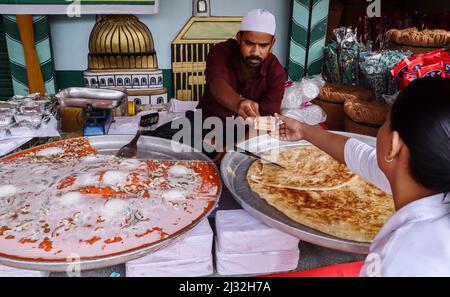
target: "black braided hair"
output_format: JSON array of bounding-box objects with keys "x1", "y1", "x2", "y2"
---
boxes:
[{"x1": 391, "y1": 77, "x2": 450, "y2": 194}]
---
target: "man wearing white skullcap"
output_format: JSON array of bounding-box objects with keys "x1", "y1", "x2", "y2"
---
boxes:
[
  {"x1": 197, "y1": 8, "x2": 286, "y2": 120},
  {"x1": 148, "y1": 9, "x2": 286, "y2": 160},
  {"x1": 240, "y1": 8, "x2": 276, "y2": 36}
]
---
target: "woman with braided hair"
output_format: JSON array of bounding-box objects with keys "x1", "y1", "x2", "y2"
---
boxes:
[{"x1": 273, "y1": 77, "x2": 450, "y2": 276}]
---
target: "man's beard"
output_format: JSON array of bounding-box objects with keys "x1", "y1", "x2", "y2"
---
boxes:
[{"x1": 243, "y1": 55, "x2": 263, "y2": 68}]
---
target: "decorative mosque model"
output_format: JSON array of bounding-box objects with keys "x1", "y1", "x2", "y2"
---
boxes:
[{"x1": 83, "y1": 15, "x2": 167, "y2": 106}]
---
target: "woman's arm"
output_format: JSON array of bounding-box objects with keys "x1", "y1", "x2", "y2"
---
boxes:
[
  {"x1": 273, "y1": 113, "x2": 392, "y2": 193},
  {"x1": 274, "y1": 113, "x2": 349, "y2": 163}
]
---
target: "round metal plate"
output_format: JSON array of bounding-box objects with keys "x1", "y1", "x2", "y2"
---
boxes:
[
  {"x1": 220, "y1": 132, "x2": 377, "y2": 254},
  {"x1": 0, "y1": 135, "x2": 221, "y2": 272}
]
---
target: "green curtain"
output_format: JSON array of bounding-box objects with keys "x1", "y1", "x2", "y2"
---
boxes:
[
  {"x1": 288, "y1": 0, "x2": 330, "y2": 81},
  {"x1": 2, "y1": 15, "x2": 56, "y2": 96}
]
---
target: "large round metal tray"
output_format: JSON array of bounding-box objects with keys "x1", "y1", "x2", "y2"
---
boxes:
[
  {"x1": 220, "y1": 132, "x2": 377, "y2": 254},
  {"x1": 0, "y1": 135, "x2": 221, "y2": 272}
]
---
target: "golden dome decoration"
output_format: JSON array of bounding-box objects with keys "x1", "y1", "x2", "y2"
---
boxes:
[{"x1": 88, "y1": 15, "x2": 158, "y2": 71}]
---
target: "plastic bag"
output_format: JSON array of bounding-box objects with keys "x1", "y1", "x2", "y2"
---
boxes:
[
  {"x1": 323, "y1": 27, "x2": 362, "y2": 84},
  {"x1": 281, "y1": 76, "x2": 325, "y2": 111},
  {"x1": 282, "y1": 104, "x2": 327, "y2": 126}
]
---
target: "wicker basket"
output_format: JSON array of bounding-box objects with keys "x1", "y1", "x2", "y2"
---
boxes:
[
  {"x1": 344, "y1": 97, "x2": 389, "y2": 137},
  {"x1": 319, "y1": 82, "x2": 375, "y2": 103},
  {"x1": 387, "y1": 28, "x2": 450, "y2": 54},
  {"x1": 314, "y1": 83, "x2": 375, "y2": 131},
  {"x1": 344, "y1": 116, "x2": 380, "y2": 137}
]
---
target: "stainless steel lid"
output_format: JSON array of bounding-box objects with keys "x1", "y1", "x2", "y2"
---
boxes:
[{"x1": 56, "y1": 87, "x2": 127, "y2": 110}]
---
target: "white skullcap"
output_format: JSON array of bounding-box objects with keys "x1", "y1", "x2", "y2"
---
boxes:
[{"x1": 240, "y1": 9, "x2": 276, "y2": 36}]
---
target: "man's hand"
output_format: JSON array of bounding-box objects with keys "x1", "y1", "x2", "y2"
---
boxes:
[
  {"x1": 271, "y1": 113, "x2": 305, "y2": 141},
  {"x1": 238, "y1": 99, "x2": 260, "y2": 119}
]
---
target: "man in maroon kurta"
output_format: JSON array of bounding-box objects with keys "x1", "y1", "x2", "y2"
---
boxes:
[
  {"x1": 197, "y1": 9, "x2": 286, "y2": 121},
  {"x1": 197, "y1": 37, "x2": 286, "y2": 120},
  {"x1": 147, "y1": 9, "x2": 286, "y2": 157}
]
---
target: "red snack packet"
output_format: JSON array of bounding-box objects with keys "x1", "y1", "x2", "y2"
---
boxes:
[
  {"x1": 421, "y1": 49, "x2": 443, "y2": 59},
  {"x1": 391, "y1": 58, "x2": 410, "y2": 78},
  {"x1": 442, "y1": 58, "x2": 450, "y2": 78},
  {"x1": 407, "y1": 56, "x2": 424, "y2": 72},
  {"x1": 398, "y1": 70, "x2": 418, "y2": 89},
  {"x1": 422, "y1": 50, "x2": 445, "y2": 66},
  {"x1": 417, "y1": 62, "x2": 445, "y2": 79}
]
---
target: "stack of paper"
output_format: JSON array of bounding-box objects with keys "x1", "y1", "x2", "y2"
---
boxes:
[
  {"x1": 126, "y1": 219, "x2": 214, "y2": 277},
  {"x1": 168, "y1": 99, "x2": 198, "y2": 116},
  {"x1": 215, "y1": 209, "x2": 300, "y2": 276}
]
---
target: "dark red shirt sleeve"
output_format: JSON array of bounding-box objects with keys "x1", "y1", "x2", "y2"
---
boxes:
[
  {"x1": 205, "y1": 43, "x2": 231, "y2": 85},
  {"x1": 259, "y1": 60, "x2": 287, "y2": 116}
]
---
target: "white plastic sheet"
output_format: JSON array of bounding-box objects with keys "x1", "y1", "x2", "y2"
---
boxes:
[{"x1": 215, "y1": 210, "x2": 299, "y2": 253}]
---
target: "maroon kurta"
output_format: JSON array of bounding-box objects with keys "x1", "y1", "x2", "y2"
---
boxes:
[{"x1": 197, "y1": 39, "x2": 287, "y2": 120}]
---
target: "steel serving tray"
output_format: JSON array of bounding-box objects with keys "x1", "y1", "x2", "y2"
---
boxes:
[
  {"x1": 220, "y1": 132, "x2": 378, "y2": 254},
  {"x1": 0, "y1": 135, "x2": 221, "y2": 272}
]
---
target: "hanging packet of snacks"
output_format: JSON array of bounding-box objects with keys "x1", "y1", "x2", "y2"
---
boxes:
[
  {"x1": 417, "y1": 62, "x2": 446, "y2": 79},
  {"x1": 361, "y1": 59, "x2": 384, "y2": 101},
  {"x1": 391, "y1": 49, "x2": 450, "y2": 89},
  {"x1": 339, "y1": 43, "x2": 360, "y2": 85},
  {"x1": 323, "y1": 27, "x2": 361, "y2": 85},
  {"x1": 323, "y1": 44, "x2": 341, "y2": 83},
  {"x1": 337, "y1": 27, "x2": 360, "y2": 85},
  {"x1": 360, "y1": 50, "x2": 412, "y2": 101},
  {"x1": 442, "y1": 58, "x2": 450, "y2": 78},
  {"x1": 398, "y1": 70, "x2": 419, "y2": 89}
]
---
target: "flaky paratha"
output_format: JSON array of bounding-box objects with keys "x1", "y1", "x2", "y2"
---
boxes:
[
  {"x1": 248, "y1": 146, "x2": 356, "y2": 190},
  {"x1": 247, "y1": 146, "x2": 395, "y2": 243}
]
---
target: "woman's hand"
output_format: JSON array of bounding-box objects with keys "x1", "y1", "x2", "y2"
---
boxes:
[{"x1": 272, "y1": 113, "x2": 305, "y2": 141}]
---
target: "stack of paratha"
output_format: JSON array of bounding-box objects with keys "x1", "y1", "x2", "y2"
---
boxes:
[{"x1": 247, "y1": 146, "x2": 395, "y2": 243}]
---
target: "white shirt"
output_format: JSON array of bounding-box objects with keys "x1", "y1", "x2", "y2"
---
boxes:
[{"x1": 344, "y1": 138, "x2": 450, "y2": 277}]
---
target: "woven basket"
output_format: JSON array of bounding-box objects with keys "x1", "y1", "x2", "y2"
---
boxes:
[
  {"x1": 319, "y1": 82, "x2": 375, "y2": 103},
  {"x1": 344, "y1": 97, "x2": 389, "y2": 136},
  {"x1": 344, "y1": 116, "x2": 380, "y2": 137},
  {"x1": 314, "y1": 83, "x2": 375, "y2": 131},
  {"x1": 386, "y1": 28, "x2": 450, "y2": 54}
]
